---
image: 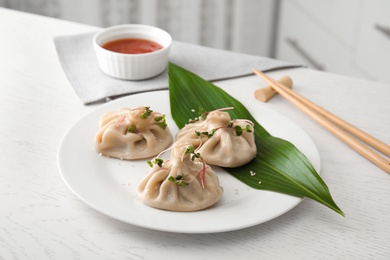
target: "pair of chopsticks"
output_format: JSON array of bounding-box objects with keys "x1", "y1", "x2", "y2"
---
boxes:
[{"x1": 252, "y1": 68, "x2": 390, "y2": 174}]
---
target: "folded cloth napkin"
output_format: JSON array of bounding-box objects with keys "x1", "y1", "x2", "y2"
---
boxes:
[{"x1": 54, "y1": 32, "x2": 301, "y2": 104}]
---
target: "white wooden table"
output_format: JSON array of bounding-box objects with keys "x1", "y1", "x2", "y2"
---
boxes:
[{"x1": 1, "y1": 7, "x2": 389, "y2": 260}]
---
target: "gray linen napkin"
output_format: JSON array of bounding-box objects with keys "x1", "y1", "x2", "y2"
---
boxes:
[{"x1": 54, "y1": 32, "x2": 300, "y2": 104}]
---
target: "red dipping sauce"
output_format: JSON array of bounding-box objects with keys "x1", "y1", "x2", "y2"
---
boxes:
[{"x1": 102, "y1": 38, "x2": 163, "y2": 54}]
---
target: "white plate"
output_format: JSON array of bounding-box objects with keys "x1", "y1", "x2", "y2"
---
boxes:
[{"x1": 57, "y1": 90, "x2": 320, "y2": 233}]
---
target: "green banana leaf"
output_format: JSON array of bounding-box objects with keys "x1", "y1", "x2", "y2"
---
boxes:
[{"x1": 168, "y1": 62, "x2": 344, "y2": 216}]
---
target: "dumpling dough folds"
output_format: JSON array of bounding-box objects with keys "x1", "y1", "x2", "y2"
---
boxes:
[
  {"x1": 176, "y1": 110, "x2": 256, "y2": 167},
  {"x1": 94, "y1": 107, "x2": 173, "y2": 159},
  {"x1": 137, "y1": 142, "x2": 223, "y2": 212}
]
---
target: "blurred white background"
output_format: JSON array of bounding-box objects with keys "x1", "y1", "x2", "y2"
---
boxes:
[
  {"x1": 1, "y1": 0, "x2": 389, "y2": 84},
  {"x1": 0, "y1": 0, "x2": 278, "y2": 57}
]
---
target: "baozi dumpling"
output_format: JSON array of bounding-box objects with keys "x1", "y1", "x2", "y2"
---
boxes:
[
  {"x1": 137, "y1": 142, "x2": 223, "y2": 212},
  {"x1": 94, "y1": 107, "x2": 173, "y2": 160},
  {"x1": 176, "y1": 110, "x2": 256, "y2": 167}
]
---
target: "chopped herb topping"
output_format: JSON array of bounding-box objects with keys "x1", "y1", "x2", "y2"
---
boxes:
[
  {"x1": 168, "y1": 175, "x2": 189, "y2": 186},
  {"x1": 194, "y1": 121, "x2": 253, "y2": 138},
  {"x1": 147, "y1": 158, "x2": 164, "y2": 167},
  {"x1": 155, "y1": 114, "x2": 167, "y2": 129},
  {"x1": 140, "y1": 107, "x2": 153, "y2": 119},
  {"x1": 195, "y1": 129, "x2": 215, "y2": 138},
  {"x1": 235, "y1": 125, "x2": 243, "y2": 136},
  {"x1": 191, "y1": 152, "x2": 201, "y2": 161},
  {"x1": 128, "y1": 125, "x2": 136, "y2": 133},
  {"x1": 233, "y1": 124, "x2": 253, "y2": 136},
  {"x1": 181, "y1": 145, "x2": 207, "y2": 188},
  {"x1": 183, "y1": 145, "x2": 202, "y2": 161},
  {"x1": 184, "y1": 145, "x2": 195, "y2": 155}
]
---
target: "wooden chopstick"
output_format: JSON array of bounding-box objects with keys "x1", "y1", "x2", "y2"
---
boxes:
[
  {"x1": 252, "y1": 68, "x2": 390, "y2": 174},
  {"x1": 255, "y1": 72, "x2": 390, "y2": 157}
]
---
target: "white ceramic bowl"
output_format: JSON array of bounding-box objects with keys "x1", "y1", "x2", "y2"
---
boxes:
[{"x1": 93, "y1": 24, "x2": 172, "y2": 80}]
